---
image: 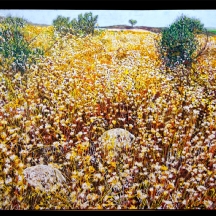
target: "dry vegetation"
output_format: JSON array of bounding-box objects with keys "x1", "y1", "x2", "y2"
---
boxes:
[{"x1": 0, "y1": 25, "x2": 215, "y2": 210}]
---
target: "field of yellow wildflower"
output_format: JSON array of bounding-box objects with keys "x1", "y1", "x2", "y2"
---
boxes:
[{"x1": 0, "y1": 25, "x2": 215, "y2": 210}]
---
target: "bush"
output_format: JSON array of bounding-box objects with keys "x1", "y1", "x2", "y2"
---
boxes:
[
  {"x1": 158, "y1": 14, "x2": 207, "y2": 69},
  {"x1": 52, "y1": 15, "x2": 72, "y2": 35},
  {"x1": 0, "y1": 16, "x2": 44, "y2": 75},
  {"x1": 52, "y1": 12, "x2": 98, "y2": 37}
]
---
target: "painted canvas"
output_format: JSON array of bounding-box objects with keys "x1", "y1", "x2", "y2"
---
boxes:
[{"x1": 0, "y1": 9, "x2": 215, "y2": 210}]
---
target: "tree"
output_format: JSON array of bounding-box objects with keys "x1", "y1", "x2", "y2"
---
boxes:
[
  {"x1": 157, "y1": 14, "x2": 209, "y2": 96},
  {"x1": 158, "y1": 14, "x2": 207, "y2": 69},
  {"x1": 129, "y1": 19, "x2": 137, "y2": 27}
]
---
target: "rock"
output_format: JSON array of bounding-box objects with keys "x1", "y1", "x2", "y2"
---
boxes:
[
  {"x1": 98, "y1": 128, "x2": 135, "y2": 152},
  {"x1": 23, "y1": 164, "x2": 66, "y2": 191}
]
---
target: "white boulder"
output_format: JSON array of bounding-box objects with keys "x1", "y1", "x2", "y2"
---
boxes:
[
  {"x1": 98, "y1": 128, "x2": 135, "y2": 152},
  {"x1": 23, "y1": 164, "x2": 66, "y2": 191}
]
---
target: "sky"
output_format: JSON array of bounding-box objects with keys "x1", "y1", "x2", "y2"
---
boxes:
[{"x1": 0, "y1": 10, "x2": 216, "y2": 28}]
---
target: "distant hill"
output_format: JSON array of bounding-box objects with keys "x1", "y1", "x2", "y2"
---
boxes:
[
  {"x1": 27, "y1": 22, "x2": 50, "y2": 27},
  {"x1": 100, "y1": 25, "x2": 216, "y2": 34},
  {"x1": 99, "y1": 25, "x2": 165, "y2": 33}
]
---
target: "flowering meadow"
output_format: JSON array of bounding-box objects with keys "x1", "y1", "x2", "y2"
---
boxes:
[{"x1": 0, "y1": 25, "x2": 215, "y2": 210}]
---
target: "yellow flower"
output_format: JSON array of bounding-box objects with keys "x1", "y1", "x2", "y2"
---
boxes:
[
  {"x1": 161, "y1": 165, "x2": 168, "y2": 171},
  {"x1": 112, "y1": 120, "x2": 116, "y2": 125},
  {"x1": 35, "y1": 205, "x2": 40, "y2": 210},
  {"x1": 1, "y1": 120, "x2": 7, "y2": 125},
  {"x1": 89, "y1": 166, "x2": 95, "y2": 173},
  {"x1": 1, "y1": 132, "x2": 7, "y2": 139},
  {"x1": 110, "y1": 161, "x2": 116, "y2": 168},
  {"x1": 129, "y1": 205, "x2": 137, "y2": 209}
]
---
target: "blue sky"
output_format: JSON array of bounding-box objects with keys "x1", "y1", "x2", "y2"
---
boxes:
[{"x1": 0, "y1": 10, "x2": 216, "y2": 28}]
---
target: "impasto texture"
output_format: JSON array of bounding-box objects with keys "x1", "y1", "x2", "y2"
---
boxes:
[{"x1": 0, "y1": 15, "x2": 215, "y2": 210}]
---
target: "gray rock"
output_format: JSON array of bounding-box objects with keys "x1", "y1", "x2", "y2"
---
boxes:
[
  {"x1": 98, "y1": 128, "x2": 135, "y2": 151},
  {"x1": 23, "y1": 164, "x2": 66, "y2": 191}
]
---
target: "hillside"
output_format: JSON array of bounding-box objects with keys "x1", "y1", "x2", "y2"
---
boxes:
[{"x1": 99, "y1": 25, "x2": 164, "y2": 33}]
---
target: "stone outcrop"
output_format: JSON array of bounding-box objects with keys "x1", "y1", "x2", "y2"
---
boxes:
[
  {"x1": 23, "y1": 164, "x2": 66, "y2": 191},
  {"x1": 98, "y1": 128, "x2": 135, "y2": 152}
]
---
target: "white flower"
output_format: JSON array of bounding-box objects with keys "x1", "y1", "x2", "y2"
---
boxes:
[
  {"x1": 49, "y1": 156, "x2": 54, "y2": 161},
  {"x1": 78, "y1": 171, "x2": 84, "y2": 177},
  {"x1": 3, "y1": 167, "x2": 9, "y2": 174},
  {"x1": 86, "y1": 194, "x2": 93, "y2": 200},
  {"x1": 163, "y1": 200, "x2": 174, "y2": 208},
  {"x1": 78, "y1": 192, "x2": 85, "y2": 199},
  {"x1": 154, "y1": 163, "x2": 161, "y2": 170},
  {"x1": 45, "y1": 123, "x2": 51, "y2": 129},
  {"x1": 66, "y1": 152, "x2": 71, "y2": 160},
  {"x1": 37, "y1": 143, "x2": 43, "y2": 147},
  {"x1": 9, "y1": 154, "x2": 16, "y2": 161},
  {"x1": 193, "y1": 109, "x2": 199, "y2": 115},
  {"x1": 137, "y1": 190, "x2": 147, "y2": 200},
  {"x1": 70, "y1": 191, "x2": 76, "y2": 200},
  {"x1": 149, "y1": 173, "x2": 156, "y2": 182},
  {"x1": 141, "y1": 146, "x2": 148, "y2": 153},
  {"x1": 134, "y1": 161, "x2": 143, "y2": 167},
  {"x1": 184, "y1": 182, "x2": 190, "y2": 187},
  {"x1": 197, "y1": 186, "x2": 207, "y2": 191},
  {"x1": 149, "y1": 187, "x2": 154, "y2": 192},
  {"x1": 14, "y1": 114, "x2": 22, "y2": 120},
  {"x1": 5, "y1": 176, "x2": 12, "y2": 184},
  {"x1": 208, "y1": 134, "x2": 215, "y2": 140},
  {"x1": 93, "y1": 173, "x2": 102, "y2": 181},
  {"x1": 168, "y1": 174, "x2": 173, "y2": 178},
  {"x1": 182, "y1": 200, "x2": 186, "y2": 205},
  {"x1": 82, "y1": 182, "x2": 90, "y2": 190},
  {"x1": 52, "y1": 141, "x2": 60, "y2": 147},
  {"x1": 164, "y1": 200, "x2": 172, "y2": 205},
  {"x1": 176, "y1": 192, "x2": 182, "y2": 198},
  {"x1": 114, "y1": 195, "x2": 119, "y2": 201},
  {"x1": 98, "y1": 185, "x2": 105, "y2": 194},
  {"x1": 183, "y1": 106, "x2": 190, "y2": 112},
  {"x1": 203, "y1": 200, "x2": 213, "y2": 208}
]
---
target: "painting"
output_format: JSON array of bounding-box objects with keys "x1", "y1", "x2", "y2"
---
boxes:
[{"x1": 0, "y1": 9, "x2": 215, "y2": 210}]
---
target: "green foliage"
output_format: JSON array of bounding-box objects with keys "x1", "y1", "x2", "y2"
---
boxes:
[
  {"x1": 52, "y1": 15, "x2": 72, "y2": 35},
  {"x1": 0, "y1": 16, "x2": 44, "y2": 75},
  {"x1": 53, "y1": 12, "x2": 98, "y2": 37},
  {"x1": 158, "y1": 14, "x2": 207, "y2": 69},
  {"x1": 129, "y1": 19, "x2": 137, "y2": 27},
  {"x1": 52, "y1": 12, "x2": 98, "y2": 37},
  {"x1": 72, "y1": 12, "x2": 98, "y2": 37}
]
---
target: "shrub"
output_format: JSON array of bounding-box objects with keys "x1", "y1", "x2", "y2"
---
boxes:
[
  {"x1": 52, "y1": 15, "x2": 72, "y2": 35},
  {"x1": 52, "y1": 12, "x2": 98, "y2": 37},
  {"x1": 0, "y1": 16, "x2": 44, "y2": 75},
  {"x1": 72, "y1": 12, "x2": 98, "y2": 37},
  {"x1": 158, "y1": 14, "x2": 207, "y2": 69}
]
